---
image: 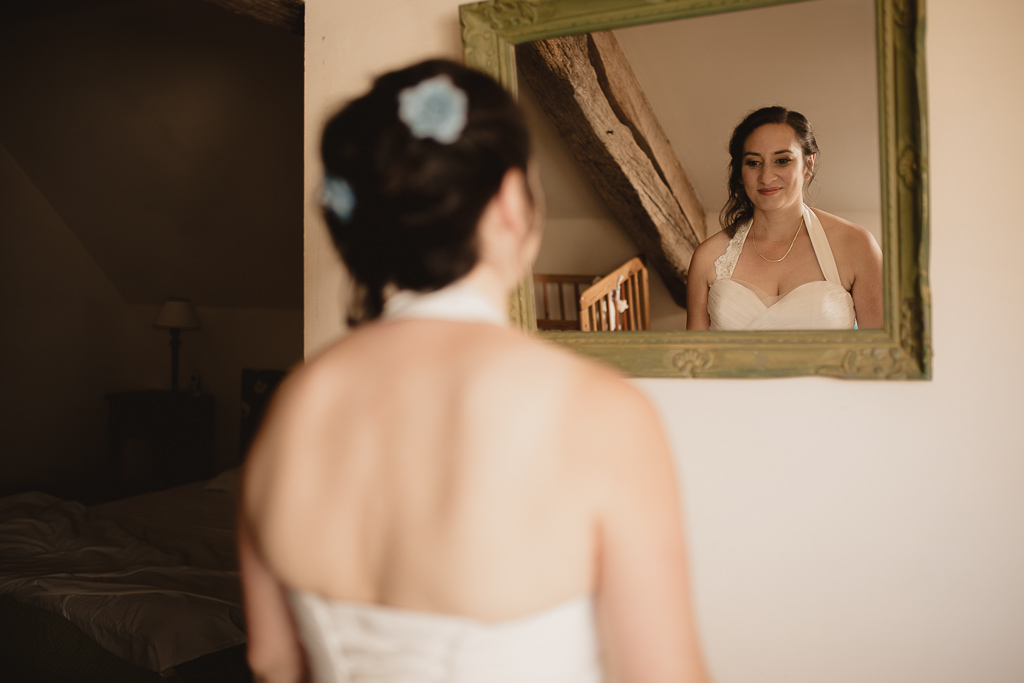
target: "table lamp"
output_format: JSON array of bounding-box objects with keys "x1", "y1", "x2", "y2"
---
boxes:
[{"x1": 154, "y1": 299, "x2": 201, "y2": 391}]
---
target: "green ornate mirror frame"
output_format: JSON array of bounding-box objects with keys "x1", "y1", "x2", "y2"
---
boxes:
[{"x1": 460, "y1": 0, "x2": 930, "y2": 379}]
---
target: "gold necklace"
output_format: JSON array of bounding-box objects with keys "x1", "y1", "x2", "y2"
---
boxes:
[{"x1": 751, "y1": 218, "x2": 803, "y2": 263}]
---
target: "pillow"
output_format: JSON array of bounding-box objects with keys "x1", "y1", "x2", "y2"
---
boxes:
[{"x1": 204, "y1": 467, "x2": 240, "y2": 493}]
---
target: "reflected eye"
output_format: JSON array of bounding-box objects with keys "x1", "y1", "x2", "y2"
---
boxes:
[
  {"x1": 776, "y1": 158, "x2": 793, "y2": 166},
  {"x1": 744, "y1": 160, "x2": 761, "y2": 168}
]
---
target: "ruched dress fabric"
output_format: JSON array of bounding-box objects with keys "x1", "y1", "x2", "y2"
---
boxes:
[
  {"x1": 708, "y1": 205, "x2": 856, "y2": 330},
  {"x1": 288, "y1": 592, "x2": 605, "y2": 683}
]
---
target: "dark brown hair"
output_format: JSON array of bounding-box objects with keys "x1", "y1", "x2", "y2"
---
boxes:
[
  {"x1": 320, "y1": 59, "x2": 531, "y2": 324},
  {"x1": 720, "y1": 106, "x2": 819, "y2": 237}
]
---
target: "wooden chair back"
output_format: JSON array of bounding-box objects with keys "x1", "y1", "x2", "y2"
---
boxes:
[
  {"x1": 579, "y1": 257, "x2": 650, "y2": 332},
  {"x1": 532, "y1": 273, "x2": 598, "y2": 331}
]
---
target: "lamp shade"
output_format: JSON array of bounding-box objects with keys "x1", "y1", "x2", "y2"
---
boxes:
[{"x1": 154, "y1": 299, "x2": 201, "y2": 330}]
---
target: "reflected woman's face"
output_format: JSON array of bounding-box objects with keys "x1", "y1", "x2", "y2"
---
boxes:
[{"x1": 741, "y1": 123, "x2": 813, "y2": 215}]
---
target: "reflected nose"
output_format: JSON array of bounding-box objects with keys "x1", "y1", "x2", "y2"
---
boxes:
[{"x1": 759, "y1": 164, "x2": 776, "y2": 184}]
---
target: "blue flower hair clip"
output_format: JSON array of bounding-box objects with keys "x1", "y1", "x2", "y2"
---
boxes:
[
  {"x1": 320, "y1": 175, "x2": 356, "y2": 223},
  {"x1": 397, "y1": 74, "x2": 469, "y2": 144}
]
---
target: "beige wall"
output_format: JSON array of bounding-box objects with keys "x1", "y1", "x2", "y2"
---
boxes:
[{"x1": 304, "y1": 1, "x2": 1024, "y2": 681}]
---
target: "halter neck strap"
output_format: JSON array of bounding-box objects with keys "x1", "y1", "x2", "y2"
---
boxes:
[{"x1": 381, "y1": 280, "x2": 509, "y2": 327}]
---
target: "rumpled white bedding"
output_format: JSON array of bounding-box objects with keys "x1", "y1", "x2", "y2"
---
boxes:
[{"x1": 0, "y1": 479, "x2": 246, "y2": 673}]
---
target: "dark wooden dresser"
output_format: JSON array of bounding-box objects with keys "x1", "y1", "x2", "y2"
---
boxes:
[{"x1": 106, "y1": 391, "x2": 215, "y2": 495}]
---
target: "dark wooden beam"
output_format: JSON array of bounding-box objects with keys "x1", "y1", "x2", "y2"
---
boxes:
[
  {"x1": 202, "y1": 0, "x2": 304, "y2": 35},
  {"x1": 6, "y1": 0, "x2": 303, "y2": 34},
  {"x1": 517, "y1": 31, "x2": 705, "y2": 307},
  {"x1": 4, "y1": 0, "x2": 122, "y2": 25}
]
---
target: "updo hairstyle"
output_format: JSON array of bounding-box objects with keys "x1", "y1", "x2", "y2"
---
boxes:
[
  {"x1": 320, "y1": 59, "x2": 531, "y2": 324},
  {"x1": 720, "y1": 106, "x2": 820, "y2": 237}
]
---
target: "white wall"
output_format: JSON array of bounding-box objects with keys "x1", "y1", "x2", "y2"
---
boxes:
[{"x1": 305, "y1": 1, "x2": 1024, "y2": 681}]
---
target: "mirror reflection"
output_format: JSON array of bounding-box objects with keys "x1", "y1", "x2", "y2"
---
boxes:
[{"x1": 521, "y1": 0, "x2": 880, "y2": 331}]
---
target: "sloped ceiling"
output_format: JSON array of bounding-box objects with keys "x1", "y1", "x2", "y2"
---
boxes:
[{"x1": 0, "y1": 0, "x2": 303, "y2": 309}]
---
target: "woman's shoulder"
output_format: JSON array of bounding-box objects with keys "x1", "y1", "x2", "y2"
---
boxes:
[
  {"x1": 495, "y1": 336, "x2": 665, "y2": 470},
  {"x1": 810, "y1": 207, "x2": 880, "y2": 253},
  {"x1": 689, "y1": 228, "x2": 733, "y2": 285},
  {"x1": 256, "y1": 320, "x2": 654, "y2": 445},
  {"x1": 295, "y1": 321, "x2": 628, "y2": 395},
  {"x1": 810, "y1": 207, "x2": 883, "y2": 273},
  {"x1": 272, "y1": 330, "x2": 368, "y2": 402},
  {"x1": 246, "y1": 325, "x2": 401, "y2": 443},
  {"x1": 466, "y1": 325, "x2": 655, "y2": 419},
  {"x1": 496, "y1": 325, "x2": 636, "y2": 387},
  {"x1": 694, "y1": 228, "x2": 733, "y2": 257}
]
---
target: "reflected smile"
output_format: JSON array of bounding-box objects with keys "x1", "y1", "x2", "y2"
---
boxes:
[{"x1": 758, "y1": 187, "x2": 782, "y2": 196}]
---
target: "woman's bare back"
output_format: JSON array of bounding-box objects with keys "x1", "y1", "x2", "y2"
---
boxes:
[{"x1": 244, "y1": 319, "x2": 627, "y2": 621}]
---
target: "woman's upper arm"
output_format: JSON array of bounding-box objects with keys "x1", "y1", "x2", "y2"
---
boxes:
[
  {"x1": 238, "y1": 518, "x2": 308, "y2": 683},
  {"x1": 686, "y1": 241, "x2": 715, "y2": 330},
  {"x1": 848, "y1": 227, "x2": 884, "y2": 329},
  {"x1": 593, "y1": 388, "x2": 711, "y2": 683},
  {"x1": 818, "y1": 211, "x2": 883, "y2": 330},
  {"x1": 238, "y1": 372, "x2": 312, "y2": 683}
]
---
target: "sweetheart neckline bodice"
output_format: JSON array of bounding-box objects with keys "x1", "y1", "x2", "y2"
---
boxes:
[
  {"x1": 707, "y1": 205, "x2": 856, "y2": 330},
  {"x1": 717, "y1": 277, "x2": 840, "y2": 308}
]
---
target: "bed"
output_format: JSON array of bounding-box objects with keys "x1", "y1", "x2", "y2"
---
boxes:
[
  {"x1": 0, "y1": 469, "x2": 250, "y2": 682},
  {"x1": 0, "y1": 369, "x2": 291, "y2": 681}
]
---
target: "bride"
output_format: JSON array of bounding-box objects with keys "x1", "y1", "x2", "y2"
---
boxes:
[
  {"x1": 238, "y1": 59, "x2": 710, "y2": 683},
  {"x1": 687, "y1": 106, "x2": 883, "y2": 331}
]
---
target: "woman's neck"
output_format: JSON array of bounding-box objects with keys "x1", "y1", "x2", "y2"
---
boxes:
[{"x1": 751, "y1": 203, "x2": 805, "y2": 241}]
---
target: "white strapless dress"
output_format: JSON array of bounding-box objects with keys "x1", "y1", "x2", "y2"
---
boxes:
[
  {"x1": 708, "y1": 205, "x2": 856, "y2": 330},
  {"x1": 288, "y1": 591, "x2": 605, "y2": 683}
]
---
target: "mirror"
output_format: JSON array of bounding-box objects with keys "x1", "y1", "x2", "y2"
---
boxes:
[
  {"x1": 461, "y1": 0, "x2": 930, "y2": 379},
  {"x1": 522, "y1": 0, "x2": 881, "y2": 331}
]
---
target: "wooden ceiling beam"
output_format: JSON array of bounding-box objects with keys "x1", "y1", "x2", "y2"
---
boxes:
[
  {"x1": 201, "y1": 0, "x2": 304, "y2": 35},
  {"x1": 517, "y1": 31, "x2": 705, "y2": 307},
  {"x1": 6, "y1": 0, "x2": 303, "y2": 33}
]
